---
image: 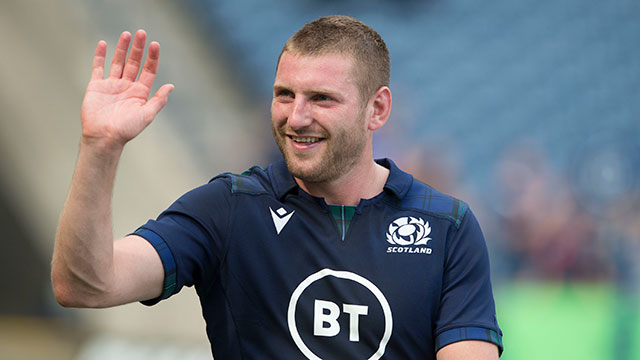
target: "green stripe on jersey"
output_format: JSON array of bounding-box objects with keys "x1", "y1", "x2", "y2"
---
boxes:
[{"x1": 328, "y1": 205, "x2": 356, "y2": 241}]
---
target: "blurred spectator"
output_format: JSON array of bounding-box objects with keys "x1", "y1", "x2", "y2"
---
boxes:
[
  {"x1": 393, "y1": 135, "x2": 463, "y2": 197},
  {"x1": 494, "y1": 140, "x2": 608, "y2": 281}
]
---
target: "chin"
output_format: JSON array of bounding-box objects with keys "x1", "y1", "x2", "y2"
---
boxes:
[{"x1": 285, "y1": 157, "x2": 329, "y2": 183}]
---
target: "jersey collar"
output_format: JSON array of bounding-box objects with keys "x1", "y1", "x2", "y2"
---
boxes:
[
  {"x1": 269, "y1": 159, "x2": 299, "y2": 200},
  {"x1": 376, "y1": 158, "x2": 413, "y2": 199},
  {"x1": 268, "y1": 157, "x2": 414, "y2": 201}
]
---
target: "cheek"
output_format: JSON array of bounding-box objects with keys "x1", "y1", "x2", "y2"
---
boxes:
[{"x1": 271, "y1": 102, "x2": 289, "y2": 125}]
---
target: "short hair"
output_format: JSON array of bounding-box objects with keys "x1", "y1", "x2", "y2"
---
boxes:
[{"x1": 277, "y1": 15, "x2": 390, "y2": 102}]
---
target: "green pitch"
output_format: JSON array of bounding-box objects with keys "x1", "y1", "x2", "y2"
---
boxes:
[{"x1": 495, "y1": 282, "x2": 639, "y2": 360}]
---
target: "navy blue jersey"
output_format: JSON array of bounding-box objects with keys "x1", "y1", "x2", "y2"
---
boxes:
[{"x1": 135, "y1": 158, "x2": 503, "y2": 359}]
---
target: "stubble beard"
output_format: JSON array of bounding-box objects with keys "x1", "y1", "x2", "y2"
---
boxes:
[{"x1": 272, "y1": 114, "x2": 368, "y2": 184}]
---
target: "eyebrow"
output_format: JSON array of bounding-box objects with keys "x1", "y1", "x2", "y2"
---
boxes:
[
  {"x1": 273, "y1": 85, "x2": 290, "y2": 93},
  {"x1": 273, "y1": 84, "x2": 341, "y2": 98}
]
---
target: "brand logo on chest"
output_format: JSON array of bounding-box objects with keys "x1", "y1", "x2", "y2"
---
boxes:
[
  {"x1": 270, "y1": 206, "x2": 295, "y2": 234},
  {"x1": 288, "y1": 269, "x2": 393, "y2": 360}
]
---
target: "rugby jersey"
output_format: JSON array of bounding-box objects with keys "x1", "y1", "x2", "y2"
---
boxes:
[{"x1": 135, "y1": 158, "x2": 503, "y2": 359}]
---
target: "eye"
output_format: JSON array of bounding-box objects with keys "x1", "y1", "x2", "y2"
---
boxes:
[
  {"x1": 312, "y1": 93, "x2": 332, "y2": 102},
  {"x1": 275, "y1": 89, "x2": 294, "y2": 98}
]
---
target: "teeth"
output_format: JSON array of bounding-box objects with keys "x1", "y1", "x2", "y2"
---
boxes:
[{"x1": 292, "y1": 136, "x2": 320, "y2": 143}]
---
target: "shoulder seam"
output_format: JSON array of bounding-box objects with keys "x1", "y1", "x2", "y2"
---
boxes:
[
  {"x1": 384, "y1": 198, "x2": 468, "y2": 229},
  {"x1": 211, "y1": 167, "x2": 269, "y2": 196},
  {"x1": 389, "y1": 178, "x2": 469, "y2": 229}
]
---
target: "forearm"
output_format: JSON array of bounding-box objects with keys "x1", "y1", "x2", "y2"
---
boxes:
[
  {"x1": 53, "y1": 30, "x2": 172, "y2": 307},
  {"x1": 52, "y1": 138, "x2": 124, "y2": 307},
  {"x1": 436, "y1": 340, "x2": 499, "y2": 360}
]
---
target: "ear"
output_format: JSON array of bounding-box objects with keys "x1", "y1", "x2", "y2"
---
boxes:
[{"x1": 366, "y1": 86, "x2": 392, "y2": 131}]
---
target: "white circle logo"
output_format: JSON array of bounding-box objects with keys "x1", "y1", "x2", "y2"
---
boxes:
[{"x1": 287, "y1": 269, "x2": 393, "y2": 360}]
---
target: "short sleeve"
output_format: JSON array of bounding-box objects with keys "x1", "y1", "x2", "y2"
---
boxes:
[
  {"x1": 134, "y1": 177, "x2": 233, "y2": 305},
  {"x1": 434, "y1": 208, "x2": 504, "y2": 355}
]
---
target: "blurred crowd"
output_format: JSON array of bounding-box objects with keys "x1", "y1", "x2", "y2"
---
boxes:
[{"x1": 394, "y1": 137, "x2": 640, "y2": 285}]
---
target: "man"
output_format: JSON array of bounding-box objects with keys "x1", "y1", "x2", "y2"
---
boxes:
[{"x1": 53, "y1": 15, "x2": 503, "y2": 359}]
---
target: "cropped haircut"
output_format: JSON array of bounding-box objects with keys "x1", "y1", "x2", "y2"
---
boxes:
[{"x1": 277, "y1": 15, "x2": 390, "y2": 103}]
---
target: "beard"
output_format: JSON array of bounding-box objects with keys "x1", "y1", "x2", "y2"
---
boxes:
[{"x1": 272, "y1": 113, "x2": 368, "y2": 184}]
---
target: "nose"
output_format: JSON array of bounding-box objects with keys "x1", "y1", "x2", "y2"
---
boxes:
[{"x1": 288, "y1": 97, "x2": 312, "y2": 129}]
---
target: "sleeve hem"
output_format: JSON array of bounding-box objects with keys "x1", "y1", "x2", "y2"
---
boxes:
[
  {"x1": 435, "y1": 326, "x2": 504, "y2": 356},
  {"x1": 132, "y1": 228, "x2": 178, "y2": 306}
]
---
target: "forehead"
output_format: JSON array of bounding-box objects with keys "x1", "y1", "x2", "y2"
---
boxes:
[{"x1": 274, "y1": 51, "x2": 357, "y2": 91}]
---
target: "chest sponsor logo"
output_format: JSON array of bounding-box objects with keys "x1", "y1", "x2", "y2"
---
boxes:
[
  {"x1": 386, "y1": 216, "x2": 433, "y2": 254},
  {"x1": 270, "y1": 206, "x2": 295, "y2": 234},
  {"x1": 288, "y1": 269, "x2": 393, "y2": 360}
]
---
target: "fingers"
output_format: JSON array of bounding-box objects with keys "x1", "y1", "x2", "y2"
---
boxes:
[
  {"x1": 138, "y1": 41, "x2": 161, "y2": 89},
  {"x1": 108, "y1": 31, "x2": 132, "y2": 78},
  {"x1": 90, "y1": 40, "x2": 107, "y2": 80},
  {"x1": 100, "y1": 30, "x2": 165, "y2": 88},
  {"x1": 122, "y1": 30, "x2": 147, "y2": 81},
  {"x1": 144, "y1": 84, "x2": 174, "y2": 119}
]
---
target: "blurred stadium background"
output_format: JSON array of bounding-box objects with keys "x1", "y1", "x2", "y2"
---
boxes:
[{"x1": 1, "y1": 0, "x2": 638, "y2": 359}]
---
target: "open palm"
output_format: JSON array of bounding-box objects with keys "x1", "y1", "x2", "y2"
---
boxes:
[{"x1": 81, "y1": 30, "x2": 173, "y2": 146}]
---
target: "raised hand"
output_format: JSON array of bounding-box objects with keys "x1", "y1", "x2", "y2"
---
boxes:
[
  {"x1": 81, "y1": 30, "x2": 174, "y2": 148},
  {"x1": 53, "y1": 30, "x2": 175, "y2": 309}
]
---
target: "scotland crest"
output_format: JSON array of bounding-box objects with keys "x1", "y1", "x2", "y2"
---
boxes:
[{"x1": 386, "y1": 216, "x2": 432, "y2": 246}]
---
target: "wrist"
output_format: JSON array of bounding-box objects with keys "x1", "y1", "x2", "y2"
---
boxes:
[{"x1": 79, "y1": 135, "x2": 126, "y2": 158}]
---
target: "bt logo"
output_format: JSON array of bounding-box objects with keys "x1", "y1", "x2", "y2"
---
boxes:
[
  {"x1": 288, "y1": 269, "x2": 393, "y2": 360},
  {"x1": 314, "y1": 299, "x2": 368, "y2": 342}
]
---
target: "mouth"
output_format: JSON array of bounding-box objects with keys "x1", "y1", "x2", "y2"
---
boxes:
[
  {"x1": 289, "y1": 135, "x2": 322, "y2": 144},
  {"x1": 285, "y1": 134, "x2": 325, "y2": 152}
]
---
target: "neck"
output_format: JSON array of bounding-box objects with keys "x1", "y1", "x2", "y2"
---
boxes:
[{"x1": 294, "y1": 159, "x2": 390, "y2": 206}]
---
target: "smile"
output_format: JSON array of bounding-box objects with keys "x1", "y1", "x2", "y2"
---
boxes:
[{"x1": 290, "y1": 136, "x2": 321, "y2": 144}]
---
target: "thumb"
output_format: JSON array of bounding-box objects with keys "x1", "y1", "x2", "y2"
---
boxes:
[{"x1": 144, "y1": 84, "x2": 175, "y2": 120}]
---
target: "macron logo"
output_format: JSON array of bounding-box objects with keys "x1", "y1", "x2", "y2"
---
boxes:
[{"x1": 270, "y1": 206, "x2": 295, "y2": 235}]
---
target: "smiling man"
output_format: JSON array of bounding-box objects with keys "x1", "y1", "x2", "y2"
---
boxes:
[
  {"x1": 272, "y1": 50, "x2": 388, "y2": 205},
  {"x1": 53, "y1": 15, "x2": 503, "y2": 359}
]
